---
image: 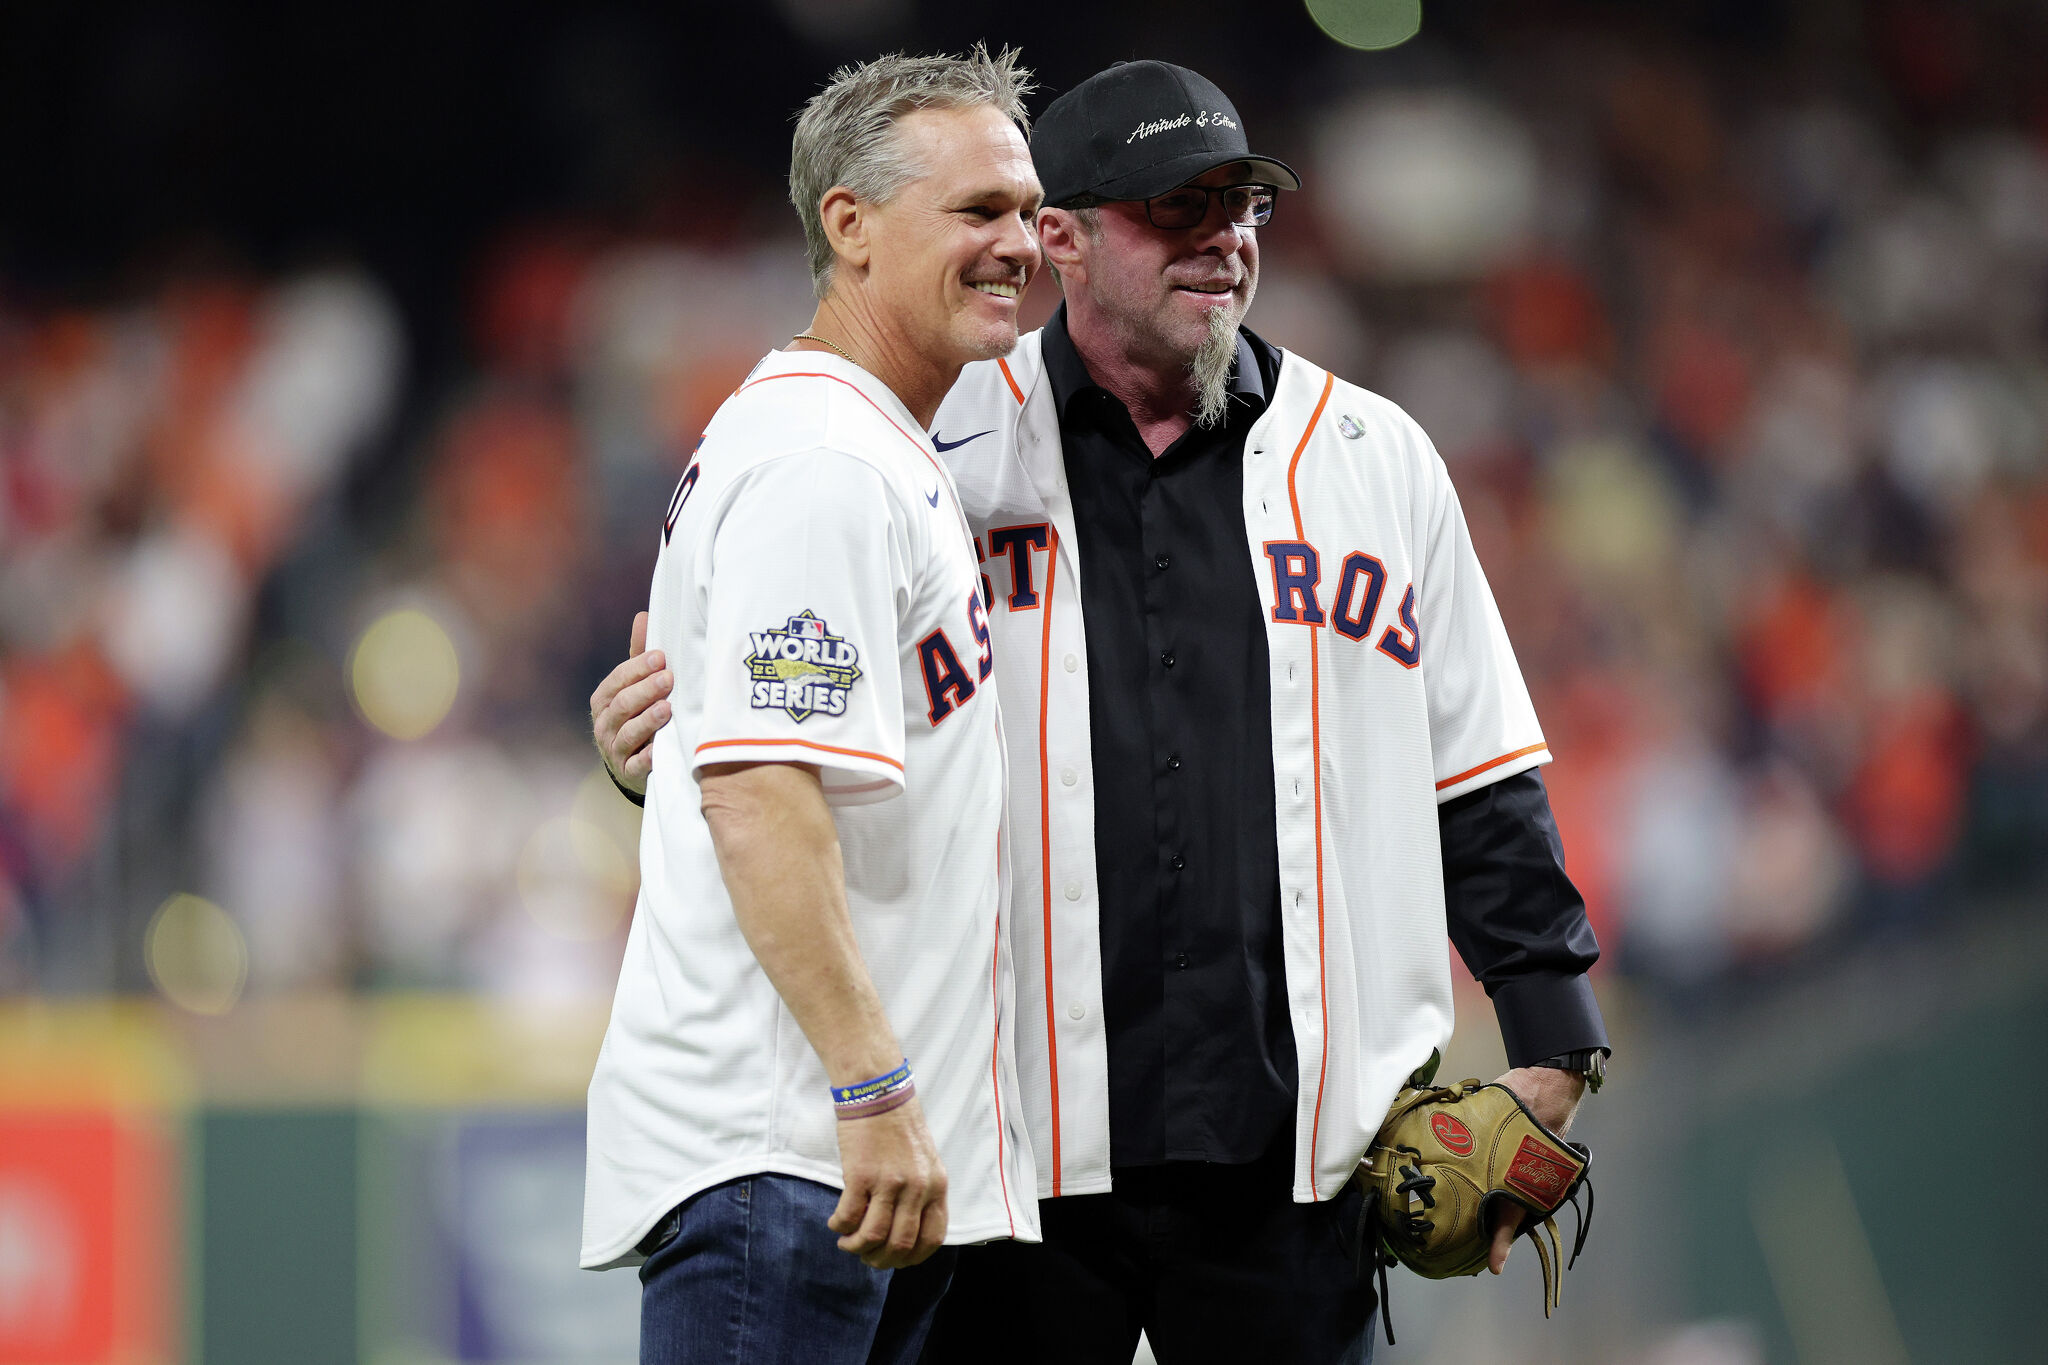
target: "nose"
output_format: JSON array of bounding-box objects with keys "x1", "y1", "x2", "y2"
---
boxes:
[
  {"x1": 995, "y1": 209, "x2": 1042, "y2": 279},
  {"x1": 1190, "y1": 201, "x2": 1249, "y2": 254}
]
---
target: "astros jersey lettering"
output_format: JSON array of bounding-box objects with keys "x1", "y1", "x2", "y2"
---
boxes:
[
  {"x1": 581, "y1": 349, "x2": 1038, "y2": 1269},
  {"x1": 934, "y1": 332, "x2": 1549, "y2": 1204}
]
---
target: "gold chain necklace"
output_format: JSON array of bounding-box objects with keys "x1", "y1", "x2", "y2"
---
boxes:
[{"x1": 791, "y1": 332, "x2": 861, "y2": 368}]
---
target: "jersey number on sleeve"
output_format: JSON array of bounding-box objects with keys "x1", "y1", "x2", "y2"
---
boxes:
[{"x1": 661, "y1": 439, "x2": 706, "y2": 544}]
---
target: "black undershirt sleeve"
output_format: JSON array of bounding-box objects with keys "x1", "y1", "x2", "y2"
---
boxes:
[{"x1": 1439, "y1": 768, "x2": 1610, "y2": 1068}]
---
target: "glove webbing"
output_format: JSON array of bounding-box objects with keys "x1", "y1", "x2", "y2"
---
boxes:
[{"x1": 1529, "y1": 1169, "x2": 1596, "y2": 1320}]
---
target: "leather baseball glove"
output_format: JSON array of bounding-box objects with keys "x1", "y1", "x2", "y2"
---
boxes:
[{"x1": 1355, "y1": 1077, "x2": 1593, "y2": 1344}]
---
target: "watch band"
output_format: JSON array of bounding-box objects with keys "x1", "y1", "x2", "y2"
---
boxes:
[
  {"x1": 607, "y1": 766, "x2": 646, "y2": 808},
  {"x1": 1534, "y1": 1048, "x2": 1605, "y2": 1094}
]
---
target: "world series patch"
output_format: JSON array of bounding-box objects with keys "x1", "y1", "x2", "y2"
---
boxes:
[{"x1": 746, "y1": 611, "x2": 863, "y2": 722}]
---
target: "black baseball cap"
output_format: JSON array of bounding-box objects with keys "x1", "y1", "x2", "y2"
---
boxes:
[{"x1": 1032, "y1": 60, "x2": 1302, "y2": 208}]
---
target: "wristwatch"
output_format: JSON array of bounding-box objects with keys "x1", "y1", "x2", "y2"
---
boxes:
[{"x1": 1534, "y1": 1048, "x2": 1606, "y2": 1094}]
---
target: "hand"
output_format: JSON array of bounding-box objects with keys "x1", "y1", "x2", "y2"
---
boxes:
[
  {"x1": 590, "y1": 611, "x2": 674, "y2": 795},
  {"x1": 1485, "y1": 1065, "x2": 1585, "y2": 1274},
  {"x1": 828, "y1": 1096, "x2": 949, "y2": 1269}
]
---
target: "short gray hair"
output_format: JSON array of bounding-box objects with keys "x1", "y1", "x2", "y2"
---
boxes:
[{"x1": 790, "y1": 44, "x2": 1035, "y2": 299}]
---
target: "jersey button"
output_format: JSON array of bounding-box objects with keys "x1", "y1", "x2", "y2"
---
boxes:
[
  {"x1": 1061, "y1": 767, "x2": 1077, "y2": 787},
  {"x1": 1068, "y1": 1003, "x2": 1086, "y2": 1020},
  {"x1": 1063, "y1": 654, "x2": 1078, "y2": 673},
  {"x1": 1064, "y1": 882, "x2": 1082, "y2": 901}
]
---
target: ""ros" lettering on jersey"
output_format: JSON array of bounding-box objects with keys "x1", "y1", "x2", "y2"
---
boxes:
[{"x1": 1262, "y1": 540, "x2": 1421, "y2": 668}]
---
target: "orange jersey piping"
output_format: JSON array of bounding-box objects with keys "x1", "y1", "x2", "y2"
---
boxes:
[
  {"x1": 737, "y1": 369, "x2": 952, "y2": 490},
  {"x1": 693, "y1": 737, "x2": 904, "y2": 772},
  {"x1": 997, "y1": 357, "x2": 1026, "y2": 405},
  {"x1": 1285, "y1": 371, "x2": 1336, "y2": 1197},
  {"x1": 991, "y1": 805, "x2": 1016, "y2": 1237},
  {"x1": 1036, "y1": 526, "x2": 1064, "y2": 1194},
  {"x1": 1435, "y1": 742, "x2": 1550, "y2": 791}
]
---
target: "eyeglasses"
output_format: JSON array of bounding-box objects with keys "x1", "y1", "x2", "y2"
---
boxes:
[{"x1": 1139, "y1": 183, "x2": 1277, "y2": 230}]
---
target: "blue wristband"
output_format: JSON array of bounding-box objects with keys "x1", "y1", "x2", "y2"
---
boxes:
[{"x1": 832, "y1": 1060, "x2": 912, "y2": 1107}]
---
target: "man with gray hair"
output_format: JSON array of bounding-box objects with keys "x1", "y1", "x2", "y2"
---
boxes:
[
  {"x1": 580, "y1": 46, "x2": 1044, "y2": 1365},
  {"x1": 597, "y1": 57, "x2": 1608, "y2": 1364}
]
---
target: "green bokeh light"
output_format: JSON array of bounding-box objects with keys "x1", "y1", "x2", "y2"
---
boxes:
[{"x1": 1306, "y1": 0, "x2": 1423, "y2": 50}]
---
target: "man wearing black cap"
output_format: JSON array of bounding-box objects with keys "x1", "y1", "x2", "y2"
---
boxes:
[{"x1": 595, "y1": 58, "x2": 1608, "y2": 1365}]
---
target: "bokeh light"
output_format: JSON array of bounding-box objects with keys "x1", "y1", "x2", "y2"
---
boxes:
[
  {"x1": 572, "y1": 763, "x2": 646, "y2": 869},
  {"x1": 1313, "y1": 90, "x2": 1538, "y2": 283},
  {"x1": 516, "y1": 813, "x2": 635, "y2": 941},
  {"x1": 144, "y1": 893, "x2": 249, "y2": 1015},
  {"x1": 1305, "y1": 0, "x2": 1422, "y2": 51},
  {"x1": 349, "y1": 607, "x2": 461, "y2": 741}
]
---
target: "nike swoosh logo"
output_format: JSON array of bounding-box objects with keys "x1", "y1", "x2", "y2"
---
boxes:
[
  {"x1": 924, "y1": 488, "x2": 941, "y2": 507},
  {"x1": 932, "y1": 429, "x2": 994, "y2": 452}
]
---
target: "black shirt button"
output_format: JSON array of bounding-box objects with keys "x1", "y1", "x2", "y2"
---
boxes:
[
  {"x1": 1175, "y1": 953, "x2": 1190, "y2": 969},
  {"x1": 1171, "y1": 854, "x2": 1186, "y2": 871},
  {"x1": 1155, "y1": 554, "x2": 1171, "y2": 571},
  {"x1": 1166, "y1": 754, "x2": 1182, "y2": 771},
  {"x1": 1160, "y1": 649, "x2": 1175, "y2": 668}
]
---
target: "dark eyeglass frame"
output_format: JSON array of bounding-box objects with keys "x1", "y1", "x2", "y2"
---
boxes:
[
  {"x1": 1059, "y1": 183, "x2": 1279, "y2": 230},
  {"x1": 1140, "y1": 182, "x2": 1277, "y2": 230}
]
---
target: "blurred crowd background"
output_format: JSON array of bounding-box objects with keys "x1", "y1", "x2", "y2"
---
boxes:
[
  {"x1": 2, "y1": 2, "x2": 2045, "y2": 1363},
  {"x1": 7, "y1": 0, "x2": 2047, "y2": 1002}
]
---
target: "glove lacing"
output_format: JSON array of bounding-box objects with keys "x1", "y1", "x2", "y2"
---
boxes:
[{"x1": 1355, "y1": 1147, "x2": 1595, "y2": 1347}]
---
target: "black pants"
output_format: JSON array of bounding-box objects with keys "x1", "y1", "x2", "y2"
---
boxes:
[{"x1": 920, "y1": 1153, "x2": 1377, "y2": 1365}]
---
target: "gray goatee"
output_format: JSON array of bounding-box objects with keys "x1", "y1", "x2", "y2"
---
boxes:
[{"x1": 1189, "y1": 304, "x2": 1239, "y2": 429}]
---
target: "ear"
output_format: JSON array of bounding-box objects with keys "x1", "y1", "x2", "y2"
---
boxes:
[
  {"x1": 819, "y1": 185, "x2": 869, "y2": 276},
  {"x1": 1037, "y1": 208, "x2": 1089, "y2": 287}
]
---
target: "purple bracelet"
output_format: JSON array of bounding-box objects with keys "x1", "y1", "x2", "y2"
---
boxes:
[{"x1": 834, "y1": 1079, "x2": 916, "y2": 1121}]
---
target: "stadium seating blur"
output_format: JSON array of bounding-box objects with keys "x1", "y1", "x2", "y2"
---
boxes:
[
  {"x1": 2, "y1": 4, "x2": 2043, "y2": 1362},
  {"x1": 6, "y1": 3, "x2": 2043, "y2": 1003}
]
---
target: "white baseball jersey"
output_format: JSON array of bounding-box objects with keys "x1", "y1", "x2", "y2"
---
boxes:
[
  {"x1": 932, "y1": 330, "x2": 1550, "y2": 1204},
  {"x1": 581, "y1": 349, "x2": 1039, "y2": 1270}
]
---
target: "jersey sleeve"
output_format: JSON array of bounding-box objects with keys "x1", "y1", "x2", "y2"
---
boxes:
[
  {"x1": 1411, "y1": 426, "x2": 1551, "y2": 802},
  {"x1": 691, "y1": 448, "x2": 912, "y2": 805}
]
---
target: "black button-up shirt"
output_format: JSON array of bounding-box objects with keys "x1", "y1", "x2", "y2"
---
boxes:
[
  {"x1": 1050, "y1": 309, "x2": 1299, "y2": 1167},
  {"x1": 1045, "y1": 309, "x2": 1607, "y2": 1171}
]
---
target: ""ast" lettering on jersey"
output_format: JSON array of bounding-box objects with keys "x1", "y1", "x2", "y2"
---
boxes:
[{"x1": 918, "y1": 588, "x2": 995, "y2": 725}]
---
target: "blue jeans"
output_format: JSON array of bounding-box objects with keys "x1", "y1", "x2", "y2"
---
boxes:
[{"x1": 638, "y1": 1175, "x2": 959, "y2": 1365}]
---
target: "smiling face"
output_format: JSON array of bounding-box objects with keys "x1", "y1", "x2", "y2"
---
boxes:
[
  {"x1": 1050, "y1": 161, "x2": 1262, "y2": 370},
  {"x1": 855, "y1": 104, "x2": 1043, "y2": 370}
]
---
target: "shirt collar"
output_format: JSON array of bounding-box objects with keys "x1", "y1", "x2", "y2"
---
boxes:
[
  {"x1": 1041, "y1": 304, "x2": 1271, "y2": 423},
  {"x1": 758, "y1": 345, "x2": 925, "y2": 433}
]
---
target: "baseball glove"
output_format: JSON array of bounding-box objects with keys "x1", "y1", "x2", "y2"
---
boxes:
[{"x1": 1356, "y1": 1077, "x2": 1593, "y2": 1344}]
